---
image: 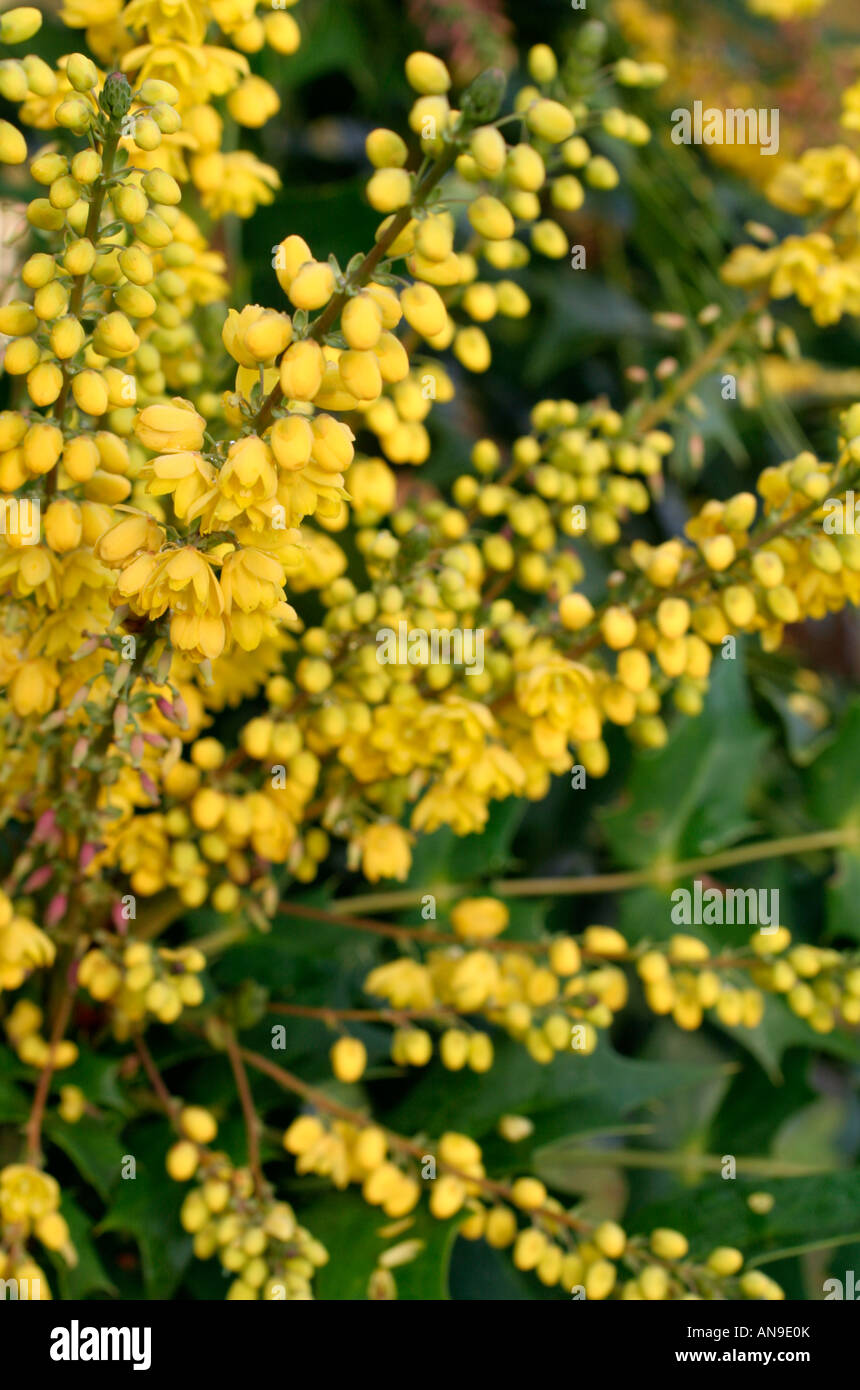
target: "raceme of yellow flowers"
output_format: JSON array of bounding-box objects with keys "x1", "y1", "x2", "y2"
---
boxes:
[{"x1": 0, "y1": 2, "x2": 857, "y2": 1300}]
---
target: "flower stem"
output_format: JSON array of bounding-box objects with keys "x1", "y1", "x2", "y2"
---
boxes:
[{"x1": 333, "y1": 825, "x2": 860, "y2": 914}]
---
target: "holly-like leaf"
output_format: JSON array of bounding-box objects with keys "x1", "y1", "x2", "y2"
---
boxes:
[
  {"x1": 600, "y1": 656, "x2": 771, "y2": 868},
  {"x1": 385, "y1": 1035, "x2": 728, "y2": 1139},
  {"x1": 96, "y1": 1118, "x2": 191, "y2": 1298},
  {"x1": 300, "y1": 1190, "x2": 456, "y2": 1300},
  {"x1": 44, "y1": 1115, "x2": 127, "y2": 1203}
]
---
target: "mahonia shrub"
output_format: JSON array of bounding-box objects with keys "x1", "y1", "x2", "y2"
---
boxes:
[{"x1": 0, "y1": 0, "x2": 858, "y2": 1301}]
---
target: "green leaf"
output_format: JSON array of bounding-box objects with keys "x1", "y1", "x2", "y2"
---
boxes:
[
  {"x1": 806, "y1": 700, "x2": 860, "y2": 941},
  {"x1": 52, "y1": 1197, "x2": 117, "y2": 1300},
  {"x1": 823, "y1": 849, "x2": 860, "y2": 943},
  {"x1": 300, "y1": 1191, "x2": 456, "y2": 1300},
  {"x1": 629, "y1": 1171, "x2": 860, "y2": 1264},
  {"x1": 97, "y1": 1118, "x2": 191, "y2": 1298},
  {"x1": 57, "y1": 1046, "x2": 131, "y2": 1113},
  {"x1": 807, "y1": 699, "x2": 860, "y2": 827},
  {"x1": 712, "y1": 995, "x2": 860, "y2": 1083},
  {"x1": 600, "y1": 656, "x2": 771, "y2": 868},
  {"x1": 385, "y1": 1035, "x2": 727, "y2": 1139},
  {"x1": 404, "y1": 798, "x2": 525, "y2": 890},
  {"x1": 43, "y1": 1115, "x2": 127, "y2": 1202}
]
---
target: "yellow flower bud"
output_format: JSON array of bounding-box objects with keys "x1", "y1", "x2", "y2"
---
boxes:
[
  {"x1": 279, "y1": 338, "x2": 325, "y2": 401},
  {"x1": 142, "y1": 168, "x2": 181, "y2": 206},
  {"x1": 180, "y1": 1106, "x2": 218, "y2": 1144},
  {"x1": 49, "y1": 316, "x2": 85, "y2": 360},
  {"x1": 310, "y1": 413, "x2": 354, "y2": 471},
  {"x1": 288, "y1": 260, "x2": 335, "y2": 310},
  {"x1": 0, "y1": 7, "x2": 42, "y2": 43},
  {"x1": 367, "y1": 167, "x2": 412, "y2": 213},
  {"x1": 23, "y1": 421, "x2": 63, "y2": 475},
  {"x1": 264, "y1": 12, "x2": 300, "y2": 54},
  {"x1": 72, "y1": 370, "x2": 109, "y2": 416},
  {"x1": 66, "y1": 53, "x2": 98, "y2": 91},
  {"x1": 583, "y1": 925, "x2": 628, "y2": 958},
  {"x1": 166, "y1": 1141, "x2": 200, "y2": 1182},
  {"x1": 527, "y1": 98, "x2": 575, "y2": 142},
  {"x1": 139, "y1": 78, "x2": 179, "y2": 106},
  {"x1": 338, "y1": 349, "x2": 382, "y2": 402},
  {"x1": 468, "y1": 195, "x2": 515, "y2": 241},
  {"x1": 400, "y1": 283, "x2": 446, "y2": 337},
  {"x1": 135, "y1": 399, "x2": 205, "y2": 453},
  {"x1": 0, "y1": 119, "x2": 26, "y2": 164},
  {"x1": 702, "y1": 534, "x2": 736, "y2": 571},
  {"x1": 342, "y1": 293, "x2": 384, "y2": 350},
  {"x1": 63, "y1": 436, "x2": 100, "y2": 482},
  {"x1": 27, "y1": 362, "x2": 64, "y2": 407},
  {"x1": 365, "y1": 128, "x2": 408, "y2": 168},
  {"x1": 71, "y1": 148, "x2": 101, "y2": 184},
  {"x1": 55, "y1": 97, "x2": 92, "y2": 134},
  {"x1": 707, "y1": 1247, "x2": 744, "y2": 1277},
  {"x1": 650, "y1": 1227, "x2": 689, "y2": 1260},
  {"x1": 44, "y1": 499, "x2": 82, "y2": 552},
  {"x1": 5, "y1": 337, "x2": 40, "y2": 374},
  {"x1": 405, "y1": 51, "x2": 451, "y2": 95},
  {"x1": 330, "y1": 1036, "x2": 367, "y2": 1082},
  {"x1": 227, "y1": 75, "x2": 280, "y2": 128}
]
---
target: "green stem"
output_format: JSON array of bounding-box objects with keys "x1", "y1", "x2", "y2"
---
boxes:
[
  {"x1": 536, "y1": 1147, "x2": 838, "y2": 1177},
  {"x1": 251, "y1": 146, "x2": 459, "y2": 435},
  {"x1": 48, "y1": 121, "x2": 122, "y2": 495},
  {"x1": 334, "y1": 825, "x2": 860, "y2": 913},
  {"x1": 747, "y1": 1232, "x2": 860, "y2": 1271}
]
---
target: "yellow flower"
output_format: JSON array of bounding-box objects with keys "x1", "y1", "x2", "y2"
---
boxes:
[
  {"x1": 60, "y1": 0, "x2": 122, "y2": 26},
  {"x1": 123, "y1": 0, "x2": 208, "y2": 44},
  {"x1": 143, "y1": 452, "x2": 216, "y2": 521},
  {"x1": 222, "y1": 306, "x2": 292, "y2": 367},
  {"x1": 0, "y1": 916, "x2": 56, "y2": 988},
  {"x1": 135, "y1": 398, "x2": 206, "y2": 453},
  {"x1": 358, "y1": 823, "x2": 413, "y2": 882},
  {"x1": 192, "y1": 150, "x2": 280, "y2": 218},
  {"x1": 451, "y1": 897, "x2": 509, "y2": 941}
]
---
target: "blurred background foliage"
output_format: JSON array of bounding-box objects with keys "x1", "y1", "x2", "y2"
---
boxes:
[{"x1": 2, "y1": 0, "x2": 860, "y2": 1300}]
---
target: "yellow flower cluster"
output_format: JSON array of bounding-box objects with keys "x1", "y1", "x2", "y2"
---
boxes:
[
  {"x1": 0, "y1": 3, "x2": 856, "y2": 1304},
  {"x1": 283, "y1": 1117, "x2": 784, "y2": 1299},
  {"x1": 0, "y1": 1163, "x2": 77, "y2": 1298},
  {"x1": 5, "y1": 998, "x2": 78, "y2": 1069},
  {"x1": 168, "y1": 1104, "x2": 327, "y2": 1299},
  {"x1": 346, "y1": 909, "x2": 860, "y2": 1069},
  {"x1": 78, "y1": 940, "x2": 206, "y2": 1031}
]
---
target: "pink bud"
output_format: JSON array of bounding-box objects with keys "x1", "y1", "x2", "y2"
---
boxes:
[
  {"x1": 143, "y1": 732, "x2": 168, "y2": 749},
  {"x1": 111, "y1": 899, "x2": 128, "y2": 932},
  {"x1": 68, "y1": 684, "x2": 90, "y2": 714},
  {"x1": 157, "y1": 697, "x2": 175, "y2": 721},
  {"x1": 79, "y1": 842, "x2": 99, "y2": 871},
  {"x1": 130, "y1": 733, "x2": 144, "y2": 764},
  {"x1": 33, "y1": 809, "x2": 57, "y2": 844},
  {"x1": 174, "y1": 695, "x2": 189, "y2": 730},
  {"x1": 110, "y1": 660, "x2": 132, "y2": 697},
  {"x1": 140, "y1": 772, "x2": 159, "y2": 803},
  {"x1": 71, "y1": 736, "x2": 89, "y2": 768},
  {"x1": 72, "y1": 636, "x2": 99, "y2": 662},
  {"x1": 653, "y1": 311, "x2": 687, "y2": 331},
  {"x1": 154, "y1": 645, "x2": 172, "y2": 685},
  {"x1": 45, "y1": 893, "x2": 68, "y2": 927},
  {"x1": 22, "y1": 864, "x2": 53, "y2": 893}
]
